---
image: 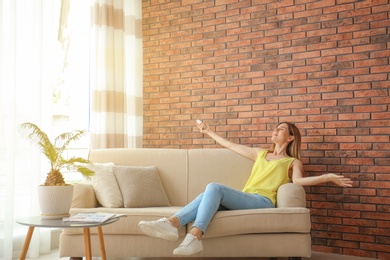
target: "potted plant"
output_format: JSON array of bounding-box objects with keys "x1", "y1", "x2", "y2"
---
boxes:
[{"x1": 20, "y1": 122, "x2": 94, "y2": 219}]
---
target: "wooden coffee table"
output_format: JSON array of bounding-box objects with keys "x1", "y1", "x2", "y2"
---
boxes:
[{"x1": 16, "y1": 216, "x2": 119, "y2": 260}]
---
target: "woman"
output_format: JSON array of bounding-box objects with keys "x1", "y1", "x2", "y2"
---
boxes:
[{"x1": 138, "y1": 121, "x2": 353, "y2": 256}]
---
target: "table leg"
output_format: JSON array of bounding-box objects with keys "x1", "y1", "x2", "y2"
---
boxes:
[
  {"x1": 97, "y1": 226, "x2": 107, "y2": 260},
  {"x1": 83, "y1": 228, "x2": 92, "y2": 260},
  {"x1": 19, "y1": 226, "x2": 35, "y2": 260}
]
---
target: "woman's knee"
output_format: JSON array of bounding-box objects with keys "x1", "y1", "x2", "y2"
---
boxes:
[
  {"x1": 205, "y1": 182, "x2": 223, "y2": 194},
  {"x1": 206, "y1": 182, "x2": 219, "y2": 189}
]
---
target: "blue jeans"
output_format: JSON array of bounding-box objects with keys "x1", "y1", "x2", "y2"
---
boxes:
[{"x1": 173, "y1": 182, "x2": 274, "y2": 234}]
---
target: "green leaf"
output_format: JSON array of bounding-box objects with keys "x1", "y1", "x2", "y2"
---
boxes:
[{"x1": 19, "y1": 122, "x2": 95, "y2": 185}]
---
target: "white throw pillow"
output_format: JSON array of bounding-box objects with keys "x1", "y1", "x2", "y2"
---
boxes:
[
  {"x1": 85, "y1": 162, "x2": 123, "y2": 208},
  {"x1": 114, "y1": 165, "x2": 170, "y2": 208}
]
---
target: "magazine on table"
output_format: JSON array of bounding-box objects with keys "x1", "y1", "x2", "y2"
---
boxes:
[{"x1": 62, "y1": 212, "x2": 122, "y2": 223}]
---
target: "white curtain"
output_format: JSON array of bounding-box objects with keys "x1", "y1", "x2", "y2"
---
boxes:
[
  {"x1": 0, "y1": 0, "x2": 59, "y2": 258},
  {"x1": 89, "y1": 0, "x2": 143, "y2": 149}
]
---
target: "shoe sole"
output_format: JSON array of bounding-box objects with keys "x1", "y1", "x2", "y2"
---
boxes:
[
  {"x1": 173, "y1": 246, "x2": 203, "y2": 256},
  {"x1": 138, "y1": 222, "x2": 178, "y2": 241}
]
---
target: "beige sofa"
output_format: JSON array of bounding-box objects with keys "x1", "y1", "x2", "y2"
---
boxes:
[{"x1": 59, "y1": 148, "x2": 311, "y2": 259}]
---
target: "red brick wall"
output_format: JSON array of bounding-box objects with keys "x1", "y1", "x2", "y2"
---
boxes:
[{"x1": 142, "y1": 0, "x2": 390, "y2": 258}]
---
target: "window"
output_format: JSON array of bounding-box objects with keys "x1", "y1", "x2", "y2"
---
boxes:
[{"x1": 54, "y1": 1, "x2": 91, "y2": 182}]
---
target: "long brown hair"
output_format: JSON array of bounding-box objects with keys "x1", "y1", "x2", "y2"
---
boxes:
[{"x1": 269, "y1": 122, "x2": 301, "y2": 160}]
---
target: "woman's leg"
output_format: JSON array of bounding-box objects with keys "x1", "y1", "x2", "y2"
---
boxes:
[
  {"x1": 172, "y1": 183, "x2": 273, "y2": 256},
  {"x1": 175, "y1": 182, "x2": 273, "y2": 234},
  {"x1": 173, "y1": 192, "x2": 204, "y2": 227},
  {"x1": 193, "y1": 183, "x2": 273, "y2": 234}
]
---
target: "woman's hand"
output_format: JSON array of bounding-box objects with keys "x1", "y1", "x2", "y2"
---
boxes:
[
  {"x1": 327, "y1": 173, "x2": 353, "y2": 187},
  {"x1": 196, "y1": 120, "x2": 209, "y2": 133}
]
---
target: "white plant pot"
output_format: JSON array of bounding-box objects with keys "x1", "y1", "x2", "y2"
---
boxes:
[{"x1": 37, "y1": 185, "x2": 74, "y2": 219}]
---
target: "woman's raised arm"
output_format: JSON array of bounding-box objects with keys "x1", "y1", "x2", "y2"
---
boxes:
[{"x1": 196, "y1": 120, "x2": 260, "y2": 161}]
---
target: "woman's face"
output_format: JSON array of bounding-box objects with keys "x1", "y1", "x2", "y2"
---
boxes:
[{"x1": 271, "y1": 123, "x2": 293, "y2": 143}]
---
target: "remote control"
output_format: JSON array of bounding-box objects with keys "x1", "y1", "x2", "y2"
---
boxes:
[{"x1": 196, "y1": 119, "x2": 202, "y2": 124}]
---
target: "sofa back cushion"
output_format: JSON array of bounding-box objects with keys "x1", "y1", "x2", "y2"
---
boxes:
[
  {"x1": 187, "y1": 149, "x2": 255, "y2": 201},
  {"x1": 114, "y1": 165, "x2": 170, "y2": 207},
  {"x1": 88, "y1": 148, "x2": 188, "y2": 206},
  {"x1": 84, "y1": 162, "x2": 123, "y2": 208}
]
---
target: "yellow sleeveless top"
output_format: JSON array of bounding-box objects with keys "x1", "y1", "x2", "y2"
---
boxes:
[{"x1": 242, "y1": 149, "x2": 295, "y2": 206}]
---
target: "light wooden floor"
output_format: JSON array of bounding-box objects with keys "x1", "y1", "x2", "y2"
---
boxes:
[{"x1": 20, "y1": 249, "x2": 376, "y2": 260}]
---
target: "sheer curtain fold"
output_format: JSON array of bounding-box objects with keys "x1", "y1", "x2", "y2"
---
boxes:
[
  {"x1": 0, "y1": 0, "x2": 57, "y2": 258},
  {"x1": 90, "y1": 0, "x2": 143, "y2": 149}
]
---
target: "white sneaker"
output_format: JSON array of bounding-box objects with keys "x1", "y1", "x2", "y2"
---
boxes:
[
  {"x1": 173, "y1": 233, "x2": 203, "y2": 256},
  {"x1": 138, "y1": 218, "x2": 178, "y2": 241}
]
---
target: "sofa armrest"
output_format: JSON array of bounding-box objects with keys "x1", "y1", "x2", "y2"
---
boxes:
[
  {"x1": 71, "y1": 183, "x2": 98, "y2": 208},
  {"x1": 276, "y1": 183, "x2": 307, "y2": 208}
]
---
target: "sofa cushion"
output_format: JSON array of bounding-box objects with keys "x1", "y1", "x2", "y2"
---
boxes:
[
  {"x1": 200, "y1": 208, "x2": 311, "y2": 239},
  {"x1": 114, "y1": 165, "x2": 170, "y2": 208},
  {"x1": 85, "y1": 162, "x2": 123, "y2": 208}
]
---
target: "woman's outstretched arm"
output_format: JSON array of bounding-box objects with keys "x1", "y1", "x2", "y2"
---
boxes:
[
  {"x1": 291, "y1": 159, "x2": 353, "y2": 187},
  {"x1": 196, "y1": 120, "x2": 260, "y2": 161}
]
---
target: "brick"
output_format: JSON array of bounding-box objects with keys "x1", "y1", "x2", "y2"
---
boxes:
[
  {"x1": 328, "y1": 239, "x2": 360, "y2": 249},
  {"x1": 338, "y1": 113, "x2": 371, "y2": 120},
  {"x1": 354, "y1": 57, "x2": 389, "y2": 68},
  {"x1": 307, "y1": 28, "x2": 336, "y2": 37},
  {"x1": 327, "y1": 225, "x2": 359, "y2": 235},
  {"x1": 362, "y1": 212, "x2": 390, "y2": 221},
  {"x1": 294, "y1": 8, "x2": 323, "y2": 19},
  {"x1": 377, "y1": 174, "x2": 390, "y2": 181},
  {"x1": 358, "y1": 150, "x2": 390, "y2": 158},
  {"x1": 360, "y1": 243, "x2": 390, "y2": 253},
  {"x1": 293, "y1": 51, "x2": 321, "y2": 60},
  {"x1": 354, "y1": 42, "x2": 387, "y2": 53},
  {"x1": 255, "y1": 0, "x2": 280, "y2": 8},
  {"x1": 311, "y1": 215, "x2": 342, "y2": 224},
  {"x1": 343, "y1": 218, "x2": 377, "y2": 227},
  {"x1": 370, "y1": 128, "x2": 390, "y2": 135},
  {"x1": 357, "y1": 135, "x2": 389, "y2": 143},
  {"x1": 360, "y1": 181, "x2": 390, "y2": 189},
  {"x1": 292, "y1": 107, "x2": 320, "y2": 115},
  {"x1": 339, "y1": 37, "x2": 370, "y2": 48},
  {"x1": 312, "y1": 230, "x2": 342, "y2": 240}
]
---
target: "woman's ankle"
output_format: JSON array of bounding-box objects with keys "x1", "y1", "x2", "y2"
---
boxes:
[
  {"x1": 189, "y1": 227, "x2": 203, "y2": 240},
  {"x1": 168, "y1": 216, "x2": 180, "y2": 228}
]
